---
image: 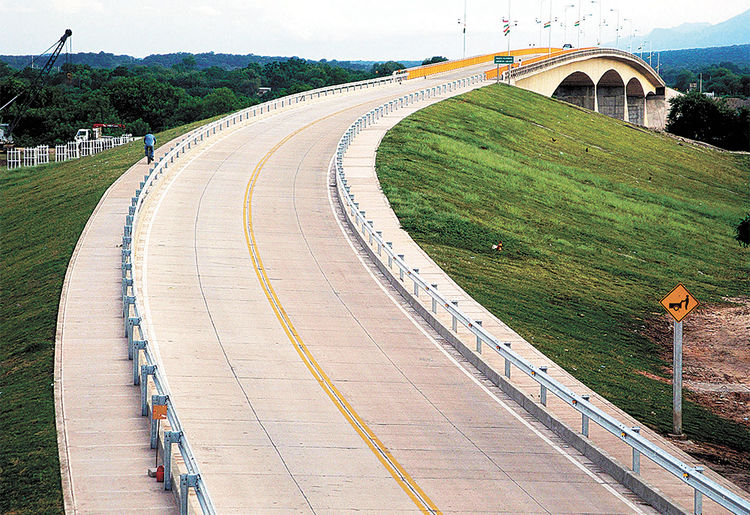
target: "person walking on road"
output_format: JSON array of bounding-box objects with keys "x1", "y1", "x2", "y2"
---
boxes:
[{"x1": 144, "y1": 133, "x2": 156, "y2": 164}]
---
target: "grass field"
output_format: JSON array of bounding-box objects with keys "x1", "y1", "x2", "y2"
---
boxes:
[
  {"x1": 0, "y1": 117, "x2": 218, "y2": 514},
  {"x1": 376, "y1": 84, "x2": 750, "y2": 454}
]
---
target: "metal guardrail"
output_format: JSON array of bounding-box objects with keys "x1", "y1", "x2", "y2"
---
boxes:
[
  {"x1": 505, "y1": 47, "x2": 666, "y2": 88},
  {"x1": 119, "y1": 71, "x2": 413, "y2": 514},
  {"x1": 332, "y1": 72, "x2": 750, "y2": 515}
]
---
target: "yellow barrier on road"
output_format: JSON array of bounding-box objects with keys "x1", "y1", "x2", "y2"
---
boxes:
[
  {"x1": 406, "y1": 48, "x2": 562, "y2": 80},
  {"x1": 484, "y1": 47, "x2": 596, "y2": 80}
]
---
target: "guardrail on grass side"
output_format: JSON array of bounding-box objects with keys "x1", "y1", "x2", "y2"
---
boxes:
[{"x1": 332, "y1": 72, "x2": 750, "y2": 515}]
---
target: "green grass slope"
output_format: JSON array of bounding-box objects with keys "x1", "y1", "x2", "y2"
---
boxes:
[
  {"x1": 0, "y1": 117, "x2": 217, "y2": 514},
  {"x1": 376, "y1": 84, "x2": 750, "y2": 453}
]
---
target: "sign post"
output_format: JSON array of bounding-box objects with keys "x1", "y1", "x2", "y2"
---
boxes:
[
  {"x1": 659, "y1": 283, "x2": 699, "y2": 436},
  {"x1": 494, "y1": 55, "x2": 515, "y2": 84}
]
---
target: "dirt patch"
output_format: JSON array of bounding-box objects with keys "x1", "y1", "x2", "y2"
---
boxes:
[
  {"x1": 668, "y1": 439, "x2": 750, "y2": 493},
  {"x1": 640, "y1": 298, "x2": 750, "y2": 493}
]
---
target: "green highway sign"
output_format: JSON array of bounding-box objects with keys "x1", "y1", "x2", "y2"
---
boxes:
[{"x1": 494, "y1": 55, "x2": 515, "y2": 64}]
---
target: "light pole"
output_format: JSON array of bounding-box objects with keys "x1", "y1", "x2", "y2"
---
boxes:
[
  {"x1": 563, "y1": 3, "x2": 575, "y2": 45},
  {"x1": 504, "y1": 0, "x2": 517, "y2": 57},
  {"x1": 576, "y1": 1, "x2": 582, "y2": 48},
  {"x1": 547, "y1": 1, "x2": 557, "y2": 55},
  {"x1": 623, "y1": 20, "x2": 635, "y2": 53},
  {"x1": 590, "y1": 0, "x2": 602, "y2": 46},
  {"x1": 610, "y1": 8, "x2": 620, "y2": 49},
  {"x1": 457, "y1": 0, "x2": 468, "y2": 58},
  {"x1": 537, "y1": 0, "x2": 545, "y2": 49}
]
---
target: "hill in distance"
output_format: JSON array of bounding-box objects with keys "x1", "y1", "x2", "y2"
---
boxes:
[{"x1": 627, "y1": 8, "x2": 750, "y2": 51}]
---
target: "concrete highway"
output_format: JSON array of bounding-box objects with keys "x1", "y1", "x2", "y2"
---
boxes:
[{"x1": 131, "y1": 65, "x2": 649, "y2": 513}]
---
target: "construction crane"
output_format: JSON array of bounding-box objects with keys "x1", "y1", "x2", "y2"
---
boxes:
[{"x1": 0, "y1": 29, "x2": 72, "y2": 145}]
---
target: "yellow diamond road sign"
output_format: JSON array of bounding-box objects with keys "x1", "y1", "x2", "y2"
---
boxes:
[{"x1": 660, "y1": 283, "x2": 699, "y2": 322}]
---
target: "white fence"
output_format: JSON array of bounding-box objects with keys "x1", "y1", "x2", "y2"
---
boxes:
[
  {"x1": 8, "y1": 135, "x2": 135, "y2": 169},
  {"x1": 8, "y1": 145, "x2": 50, "y2": 169}
]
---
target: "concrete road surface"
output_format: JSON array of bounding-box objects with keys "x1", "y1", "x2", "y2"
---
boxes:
[{"x1": 134, "y1": 68, "x2": 650, "y2": 513}]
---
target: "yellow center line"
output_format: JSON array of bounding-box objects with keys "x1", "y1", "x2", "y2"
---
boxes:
[{"x1": 241, "y1": 104, "x2": 441, "y2": 514}]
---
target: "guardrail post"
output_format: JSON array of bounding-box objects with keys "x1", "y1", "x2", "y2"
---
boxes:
[
  {"x1": 412, "y1": 269, "x2": 419, "y2": 295},
  {"x1": 694, "y1": 466, "x2": 704, "y2": 514},
  {"x1": 179, "y1": 473, "x2": 199, "y2": 515},
  {"x1": 367, "y1": 221, "x2": 374, "y2": 243},
  {"x1": 451, "y1": 300, "x2": 459, "y2": 331},
  {"x1": 123, "y1": 295, "x2": 135, "y2": 320},
  {"x1": 581, "y1": 394, "x2": 590, "y2": 437},
  {"x1": 539, "y1": 366, "x2": 548, "y2": 405},
  {"x1": 387, "y1": 243, "x2": 393, "y2": 267},
  {"x1": 431, "y1": 284, "x2": 438, "y2": 313},
  {"x1": 398, "y1": 255, "x2": 405, "y2": 280},
  {"x1": 163, "y1": 430, "x2": 181, "y2": 491},
  {"x1": 376, "y1": 231, "x2": 383, "y2": 254},
  {"x1": 475, "y1": 320, "x2": 482, "y2": 353},
  {"x1": 503, "y1": 342, "x2": 511, "y2": 377},
  {"x1": 150, "y1": 394, "x2": 167, "y2": 449},
  {"x1": 632, "y1": 427, "x2": 641, "y2": 474},
  {"x1": 127, "y1": 316, "x2": 140, "y2": 359},
  {"x1": 133, "y1": 340, "x2": 147, "y2": 385},
  {"x1": 140, "y1": 365, "x2": 156, "y2": 416}
]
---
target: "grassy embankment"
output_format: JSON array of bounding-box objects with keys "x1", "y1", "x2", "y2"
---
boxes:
[
  {"x1": 376, "y1": 85, "x2": 749, "y2": 453},
  {"x1": 0, "y1": 117, "x2": 219, "y2": 514}
]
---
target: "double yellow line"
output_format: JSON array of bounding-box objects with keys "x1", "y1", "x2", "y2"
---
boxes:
[{"x1": 241, "y1": 109, "x2": 440, "y2": 514}]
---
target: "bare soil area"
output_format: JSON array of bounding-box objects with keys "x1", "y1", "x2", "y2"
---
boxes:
[{"x1": 642, "y1": 298, "x2": 750, "y2": 493}]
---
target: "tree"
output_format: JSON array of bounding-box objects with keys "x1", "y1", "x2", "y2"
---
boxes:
[
  {"x1": 371, "y1": 61, "x2": 405, "y2": 76},
  {"x1": 104, "y1": 76, "x2": 187, "y2": 131},
  {"x1": 666, "y1": 91, "x2": 741, "y2": 149},
  {"x1": 674, "y1": 69, "x2": 695, "y2": 91},
  {"x1": 198, "y1": 87, "x2": 240, "y2": 118},
  {"x1": 421, "y1": 56, "x2": 448, "y2": 66}
]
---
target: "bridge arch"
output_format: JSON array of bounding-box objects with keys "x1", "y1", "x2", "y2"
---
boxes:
[
  {"x1": 511, "y1": 49, "x2": 668, "y2": 128},
  {"x1": 552, "y1": 72, "x2": 595, "y2": 110},
  {"x1": 596, "y1": 69, "x2": 625, "y2": 120},
  {"x1": 626, "y1": 77, "x2": 646, "y2": 125}
]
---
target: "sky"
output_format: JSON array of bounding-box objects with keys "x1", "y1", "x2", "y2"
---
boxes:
[{"x1": 0, "y1": 0, "x2": 747, "y2": 61}]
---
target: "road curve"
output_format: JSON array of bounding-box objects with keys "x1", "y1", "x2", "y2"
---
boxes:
[{"x1": 135, "y1": 67, "x2": 647, "y2": 513}]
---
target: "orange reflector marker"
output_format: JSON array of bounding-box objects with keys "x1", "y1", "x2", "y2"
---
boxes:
[{"x1": 152, "y1": 404, "x2": 167, "y2": 420}]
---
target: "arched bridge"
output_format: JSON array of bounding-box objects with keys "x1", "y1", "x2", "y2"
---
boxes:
[{"x1": 493, "y1": 48, "x2": 669, "y2": 128}]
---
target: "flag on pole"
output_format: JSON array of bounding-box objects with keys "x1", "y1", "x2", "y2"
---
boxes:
[
  {"x1": 544, "y1": 21, "x2": 551, "y2": 28},
  {"x1": 503, "y1": 18, "x2": 510, "y2": 36}
]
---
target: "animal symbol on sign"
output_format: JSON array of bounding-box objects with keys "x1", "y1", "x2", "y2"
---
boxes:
[{"x1": 669, "y1": 295, "x2": 689, "y2": 312}]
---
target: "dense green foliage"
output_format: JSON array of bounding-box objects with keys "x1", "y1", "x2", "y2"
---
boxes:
[
  {"x1": 421, "y1": 56, "x2": 449, "y2": 66},
  {"x1": 0, "y1": 51, "x2": 421, "y2": 72},
  {"x1": 376, "y1": 85, "x2": 749, "y2": 454},
  {"x1": 0, "y1": 118, "x2": 218, "y2": 514},
  {"x1": 663, "y1": 62, "x2": 750, "y2": 97},
  {"x1": 0, "y1": 56, "x2": 378, "y2": 146},
  {"x1": 667, "y1": 90, "x2": 750, "y2": 150}
]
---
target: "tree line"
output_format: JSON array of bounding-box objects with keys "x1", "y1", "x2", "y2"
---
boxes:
[
  {"x1": 0, "y1": 57, "x2": 409, "y2": 147},
  {"x1": 662, "y1": 62, "x2": 750, "y2": 98}
]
